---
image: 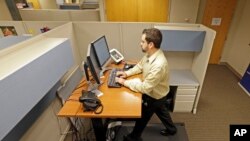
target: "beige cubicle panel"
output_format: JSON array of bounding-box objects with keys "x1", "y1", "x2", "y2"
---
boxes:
[
  {"x1": 191, "y1": 25, "x2": 216, "y2": 113},
  {"x1": 0, "y1": 21, "x2": 27, "y2": 37},
  {"x1": 42, "y1": 22, "x2": 80, "y2": 71},
  {"x1": 73, "y1": 22, "x2": 121, "y2": 61},
  {"x1": 120, "y1": 23, "x2": 151, "y2": 61},
  {"x1": 19, "y1": 9, "x2": 71, "y2": 21},
  {"x1": 23, "y1": 21, "x2": 68, "y2": 35},
  {"x1": 70, "y1": 10, "x2": 100, "y2": 21},
  {"x1": 165, "y1": 52, "x2": 194, "y2": 70},
  {"x1": 19, "y1": 9, "x2": 101, "y2": 22}
]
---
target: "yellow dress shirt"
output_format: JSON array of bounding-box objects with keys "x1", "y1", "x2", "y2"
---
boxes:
[{"x1": 124, "y1": 49, "x2": 170, "y2": 99}]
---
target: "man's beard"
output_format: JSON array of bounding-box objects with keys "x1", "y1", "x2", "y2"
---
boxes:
[
  {"x1": 141, "y1": 46, "x2": 147, "y2": 53},
  {"x1": 141, "y1": 48, "x2": 146, "y2": 53}
]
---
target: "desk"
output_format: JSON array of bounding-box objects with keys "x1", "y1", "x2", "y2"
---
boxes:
[{"x1": 58, "y1": 63, "x2": 142, "y2": 141}]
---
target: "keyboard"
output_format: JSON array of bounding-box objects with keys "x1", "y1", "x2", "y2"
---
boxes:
[{"x1": 108, "y1": 68, "x2": 122, "y2": 88}]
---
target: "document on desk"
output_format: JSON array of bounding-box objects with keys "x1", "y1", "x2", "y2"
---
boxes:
[{"x1": 92, "y1": 89, "x2": 103, "y2": 97}]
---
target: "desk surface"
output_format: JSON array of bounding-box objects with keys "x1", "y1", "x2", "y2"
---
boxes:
[{"x1": 58, "y1": 63, "x2": 142, "y2": 118}]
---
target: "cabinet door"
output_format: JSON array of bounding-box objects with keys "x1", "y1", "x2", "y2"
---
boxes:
[
  {"x1": 173, "y1": 86, "x2": 198, "y2": 112},
  {"x1": 105, "y1": 0, "x2": 169, "y2": 22},
  {"x1": 137, "y1": 0, "x2": 168, "y2": 22},
  {"x1": 105, "y1": 0, "x2": 138, "y2": 22},
  {"x1": 174, "y1": 101, "x2": 194, "y2": 112}
]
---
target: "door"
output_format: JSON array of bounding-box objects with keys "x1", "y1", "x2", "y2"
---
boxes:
[
  {"x1": 105, "y1": 0, "x2": 169, "y2": 22},
  {"x1": 202, "y1": 0, "x2": 237, "y2": 64},
  {"x1": 105, "y1": 0, "x2": 138, "y2": 22}
]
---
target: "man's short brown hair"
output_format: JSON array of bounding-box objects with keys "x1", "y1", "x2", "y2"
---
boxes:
[{"x1": 142, "y1": 28, "x2": 162, "y2": 48}]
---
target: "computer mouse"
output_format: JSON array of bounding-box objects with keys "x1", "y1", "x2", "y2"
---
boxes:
[
  {"x1": 124, "y1": 64, "x2": 135, "y2": 70},
  {"x1": 124, "y1": 64, "x2": 130, "y2": 69}
]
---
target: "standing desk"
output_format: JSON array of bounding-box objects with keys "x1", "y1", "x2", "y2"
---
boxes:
[{"x1": 58, "y1": 63, "x2": 142, "y2": 141}]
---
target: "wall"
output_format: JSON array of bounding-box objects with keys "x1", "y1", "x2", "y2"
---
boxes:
[
  {"x1": 169, "y1": 0, "x2": 200, "y2": 23},
  {"x1": 196, "y1": 0, "x2": 206, "y2": 23},
  {"x1": 221, "y1": 0, "x2": 250, "y2": 75},
  {"x1": 0, "y1": 0, "x2": 12, "y2": 20},
  {"x1": 220, "y1": 0, "x2": 246, "y2": 62}
]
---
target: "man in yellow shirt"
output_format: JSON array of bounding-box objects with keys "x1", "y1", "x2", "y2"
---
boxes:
[{"x1": 115, "y1": 28, "x2": 177, "y2": 141}]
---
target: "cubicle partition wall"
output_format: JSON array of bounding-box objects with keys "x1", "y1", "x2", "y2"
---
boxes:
[
  {"x1": 0, "y1": 21, "x2": 69, "y2": 37},
  {"x1": 191, "y1": 25, "x2": 216, "y2": 113},
  {"x1": 42, "y1": 22, "x2": 83, "y2": 100},
  {"x1": 120, "y1": 23, "x2": 151, "y2": 60},
  {"x1": 22, "y1": 21, "x2": 68, "y2": 35},
  {"x1": 73, "y1": 22, "x2": 122, "y2": 61},
  {"x1": 19, "y1": 22, "x2": 83, "y2": 141},
  {"x1": 0, "y1": 36, "x2": 31, "y2": 50},
  {"x1": 19, "y1": 9, "x2": 101, "y2": 21},
  {"x1": 0, "y1": 33, "x2": 75, "y2": 140}
]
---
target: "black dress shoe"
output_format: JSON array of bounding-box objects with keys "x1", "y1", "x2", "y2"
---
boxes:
[
  {"x1": 160, "y1": 129, "x2": 177, "y2": 136},
  {"x1": 124, "y1": 134, "x2": 143, "y2": 141}
]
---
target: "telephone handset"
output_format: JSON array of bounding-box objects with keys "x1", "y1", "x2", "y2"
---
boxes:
[
  {"x1": 79, "y1": 97, "x2": 101, "y2": 105},
  {"x1": 109, "y1": 48, "x2": 124, "y2": 64},
  {"x1": 79, "y1": 91, "x2": 103, "y2": 114}
]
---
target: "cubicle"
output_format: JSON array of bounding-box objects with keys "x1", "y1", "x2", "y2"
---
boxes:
[
  {"x1": 19, "y1": 9, "x2": 101, "y2": 21},
  {"x1": 73, "y1": 22, "x2": 215, "y2": 113},
  {"x1": 0, "y1": 21, "x2": 215, "y2": 141}
]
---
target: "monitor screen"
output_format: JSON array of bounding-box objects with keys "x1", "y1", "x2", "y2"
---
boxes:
[
  {"x1": 91, "y1": 36, "x2": 111, "y2": 69},
  {"x1": 86, "y1": 44, "x2": 101, "y2": 85}
]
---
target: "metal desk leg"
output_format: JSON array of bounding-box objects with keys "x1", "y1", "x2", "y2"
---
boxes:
[{"x1": 91, "y1": 118, "x2": 106, "y2": 141}]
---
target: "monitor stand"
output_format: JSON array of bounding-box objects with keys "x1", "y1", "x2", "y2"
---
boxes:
[
  {"x1": 100, "y1": 67, "x2": 112, "y2": 77},
  {"x1": 87, "y1": 81, "x2": 103, "y2": 97}
]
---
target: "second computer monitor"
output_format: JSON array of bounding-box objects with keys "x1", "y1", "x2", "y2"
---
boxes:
[
  {"x1": 91, "y1": 36, "x2": 111, "y2": 70},
  {"x1": 86, "y1": 44, "x2": 101, "y2": 85}
]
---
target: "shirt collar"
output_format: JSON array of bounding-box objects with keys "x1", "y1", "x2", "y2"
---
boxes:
[{"x1": 147, "y1": 49, "x2": 161, "y2": 64}]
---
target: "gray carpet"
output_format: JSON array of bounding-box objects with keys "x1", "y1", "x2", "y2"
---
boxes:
[{"x1": 125, "y1": 123, "x2": 188, "y2": 141}]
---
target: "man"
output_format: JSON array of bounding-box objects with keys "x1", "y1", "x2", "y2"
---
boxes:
[{"x1": 115, "y1": 28, "x2": 177, "y2": 141}]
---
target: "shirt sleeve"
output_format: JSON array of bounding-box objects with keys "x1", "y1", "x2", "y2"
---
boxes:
[
  {"x1": 124, "y1": 58, "x2": 144, "y2": 77},
  {"x1": 124, "y1": 64, "x2": 166, "y2": 94}
]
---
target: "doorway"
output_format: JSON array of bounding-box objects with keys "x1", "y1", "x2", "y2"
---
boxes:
[{"x1": 202, "y1": 0, "x2": 237, "y2": 64}]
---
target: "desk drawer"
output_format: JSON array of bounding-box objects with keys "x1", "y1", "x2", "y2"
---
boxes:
[
  {"x1": 175, "y1": 95, "x2": 196, "y2": 101},
  {"x1": 174, "y1": 101, "x2": 194, "y2": 112},
  {"x1": 176, "y1": 88, "x2": 197, "y2": 95}
]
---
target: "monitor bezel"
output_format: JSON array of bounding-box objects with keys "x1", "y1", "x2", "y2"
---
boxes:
[{"x1": 91, "y1": 35, "x2": 111, "y2": 70}]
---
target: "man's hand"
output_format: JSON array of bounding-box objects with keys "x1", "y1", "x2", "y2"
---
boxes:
[
  {"x1": 116, "y1": 71, "x2": 127, "y2": 78},
  {"x1": 115, "y1": 77, "x2": 125, "y2": 85}
]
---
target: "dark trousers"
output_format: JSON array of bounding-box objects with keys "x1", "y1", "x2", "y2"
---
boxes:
[{"x1": 130, "y1": 94, "x2": 176, "y2": 138}]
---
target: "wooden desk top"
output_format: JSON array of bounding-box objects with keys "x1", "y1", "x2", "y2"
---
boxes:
[{"x1": 58, "y1": 63, "x2": 142, "y2": 118}]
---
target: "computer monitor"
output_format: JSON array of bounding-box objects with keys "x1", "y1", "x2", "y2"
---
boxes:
[
  {"x1": 91, "y1": 36, "x2": 111, "y2": 72},
  {"x1": 85, "y1": 44, "x2": 102, "y2": 93}
]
